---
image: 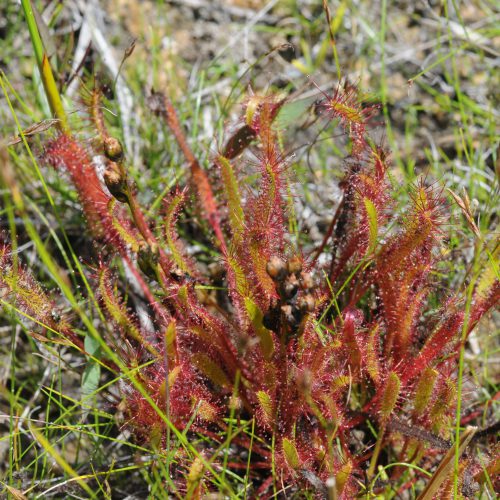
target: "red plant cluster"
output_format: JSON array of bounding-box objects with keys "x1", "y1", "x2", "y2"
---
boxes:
[{"x1": 3, "y1": 81, "x2": 498, "y2": 497}]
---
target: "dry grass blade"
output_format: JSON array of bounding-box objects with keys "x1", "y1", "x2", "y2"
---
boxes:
[
  {"x1": 1, "y1": 484, "x2": 28, "y2": 500},
  {"x1": 446, "y1": 188, "x2": 482, "y2": 239},
  {"x1": 416, "y1": 426, "x2": 477, "y2": 500},
  {"x1": 6, "y1": 118, "x2": 60, "y2": 145}
]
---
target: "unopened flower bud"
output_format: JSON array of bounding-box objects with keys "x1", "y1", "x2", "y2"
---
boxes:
[
  {"x1": 104, "y1": 161, "x2": 128, "y2": 202},
  {"x1": 266, "y1": 256, "x2": 287, "y2": 281},
  {"x1": 103, "y1": 136, "x2": 124, "y2": 162}
]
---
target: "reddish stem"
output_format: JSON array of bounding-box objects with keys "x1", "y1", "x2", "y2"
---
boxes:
[
  {"x1": 155, "y1": 91, "x2": 227, "y2": 253},
  {"x1": 309, "y1": 195, "x2": 344, "y2": 266}
]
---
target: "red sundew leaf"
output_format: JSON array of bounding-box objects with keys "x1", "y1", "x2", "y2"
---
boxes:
[
  {"x1": 191, "y1": 352, "x2": 231, "y2": 389},
  {"x1": 0, "y1": 242, "x2": 83, "y2": 348},
  {"x1": 216, "y1": 156, "x2": 245, "y2": 245},
  {"x1": 282, "y1": 437, "x2": 301, "y2": 469},
  {"x1": 222, "y1": 124, "x2": 256, "y2": 160},
  {"x1": 244, "y1": 116, "x2": 288, "y2": 260},
  {"x1": 468, "y1": 248, "x2": 499, "y2": 330},
  {"x1": 43, "y1": 135, "x2": 112, "y2": 234},
  {"x1": 149, "y1": 90, "x2": 227, "y2": 251},
  {"x1": 340, "y1": 308, "x2": 364, "y2": 378},
  {"x1": 379, "y1": 372, "x2": 401, "y2": 424},
  {"x1": 98, "y1": 267, "x2": 159, "y2": 358},
  {"x1": 256, "y1": 390, "x2": 275, "y2": 428},
  {"x1": 329, "y1": 146, "x2": 392, "y2": 283},
  {"x1": 43, "y1": 134, "x2": 142, "y2": 253},
  {"x1": 365, "y1": 323, "x2": 382, "y2": 386},
  {"x1": 401, "y1": 310, "x2": 464, "y2": 384},
  {"x1": 162, "y1": 188, "x2": 198, "y2": 277},
  {"x1": 311, "y1": 80, "x2": 379, "y2": 155}
]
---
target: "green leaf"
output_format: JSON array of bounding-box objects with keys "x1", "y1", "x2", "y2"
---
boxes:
[
  {"x1": 282, "y1": 438, "x2": 300, "y2": 469},
  {"x1": 81, "y1": 333, "x2": 100, "y2": 398},
  {"x1": 244, "y1": 297, "x2": 275, "y2": 360},
  {"x1": 380, "y1": 372, "x2": 400, "y2": 423},
  {"x1": 192, "y1": 353, "x2": 230, "y2": 388},
  {"x1": 21, "y1": 0, "x2": 69, "y2": 132},
  {"x1": 218, "y1": 156, "x2": 244, "y2": 244},
  {"x1": 164, "y1": 191, "x2": 192, "y2": 273},
  {"x1": 363, "y1": 197, "x2": 378, "y2": 253},
  {"x1": 99, "y1": 270, "x2": 158, "y2": 356},
  {"x1": 256, "y1": 390, "x2": 274, "y2": 425},
  {"x1": 274, "y1": 97, "x2": 316, "y2": 131}
]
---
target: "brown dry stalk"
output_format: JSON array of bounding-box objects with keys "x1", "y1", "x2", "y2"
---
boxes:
[{"x1": 416, "y1": 426, "x2": 476, "y2": 500}]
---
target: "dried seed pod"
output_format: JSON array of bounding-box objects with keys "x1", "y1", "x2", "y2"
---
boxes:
[
  {"x1": 208, "y1": 261, "x2": 225, "y2": 280},
  {"x1": 287, "y1": 256, "x2": 302, "y2": 275},
  {"x1": 104, "y1": 161, "x2": 128, "y2": 202},
  {"x1": 137, "y1": 240, "x2": 159, "y2": 279},
  {"x1": 266, "y1": 256, "x2": 287, "y2": 281},
  {"x1": 169, "y1": 266, "x2": 184, "y2": 282},
  {"x1": 296, "y1": 368, "x2": 312, "y2": 394},
  {"x1": 297, "y1": 294, "x2": 315, "y2": 312},
  {"x1": 280, "y1": 304, "x2": 296, "y2": 326},
  {"x1": 263, "y1": 311, "x2": 276, "y2": 331},
  {"x1": 299, "y1": 271, "x2": 314, "y2": 291},
  {"x1": 103, "y1": 136, "x2": 124, "y2": 162},
  {"x1": 283, "y1": 274, "x2": 299, "y2": 298},
  {"x1": 229, "y1": 395, "x2": 243, "y2": 412},
  {"x1": 263, "y1": 298, "x2": 280, "y2": 331}
]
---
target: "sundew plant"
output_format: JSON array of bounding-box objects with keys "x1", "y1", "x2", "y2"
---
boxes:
[{"x1": 0, "y1": 2, "x2": 498, "y2": 499}]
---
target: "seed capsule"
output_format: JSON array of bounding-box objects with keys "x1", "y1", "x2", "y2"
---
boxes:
[
  {"x1": 104, "y1": 161, "x2": 128, "y2": 202},
  {"x1": 296, "y1": 368, "x2": 312, "y2": 394},
  {"x1": 266, "y1": 256, "x2": 287, "y2": 281},
  {"x1": 137, "y1": 240, "x2": 159, "y2": 279},
  {"x1": 283, "y1": 274, "x2": 299, "y2": 298},
  {"x1": 103, "y1": 136, "x2": 124, "y2": 162},
  {"x1": 299, "y1": 271, "x2": 314, "y2": 290},
  {"x1": 297, "y1": 294, "x2": 316, "y2": 312},
  {"x1": 287, "y1": 256, "x2": 302, "y2": 275},
  {"x1": 208, "y1": 262, "x2": 225, "y2": 280},
  {"x1": 169, "y1": 266, "x2": 184, "y2": 282},
  {"x1": 280, "y1": 304, "x2": 296, "y2": 326}
]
